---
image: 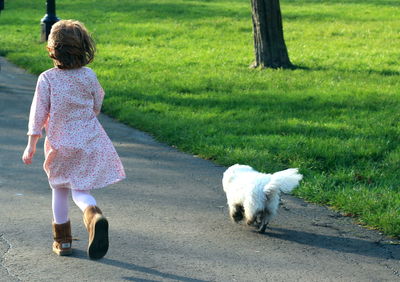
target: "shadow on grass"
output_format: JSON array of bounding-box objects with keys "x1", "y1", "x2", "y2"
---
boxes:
[
  {"x1": 247, "y1": 63, "x2": 400, "y2": 77},
  {"x1": 298, "y1": 65, "x2": 400, "y2": 77},
  {"x1": 62, "y1": 0, "x2": 249, "y2": 23},
  {"x1": 59, "y1": 0, "x2": 400, "y2": 26},
  {"x1": 71, "y1": 249, "x2": 207, "y2": 282},
  {"x1": 264, "y1": 227, "x2": 400, "y2": 260},
  {"x1": 284, "y1": 0, "x2": 400, "y2": 6},
  {"x1": 103, "y1": 78, "x2": 399, "y2": 172}
]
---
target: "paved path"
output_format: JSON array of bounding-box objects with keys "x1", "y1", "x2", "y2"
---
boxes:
[{"x1": 0, "y1": 57, "x2": 399, "y2": 282}]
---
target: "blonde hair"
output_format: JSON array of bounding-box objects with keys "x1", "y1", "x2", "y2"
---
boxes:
[{"x1": 47, "y1": 20, "x2": 95, "y2": 69}]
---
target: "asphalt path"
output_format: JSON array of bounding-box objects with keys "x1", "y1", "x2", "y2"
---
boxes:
[{"x1": 0, "y1": 57, "x2": 399, "y2": 281}]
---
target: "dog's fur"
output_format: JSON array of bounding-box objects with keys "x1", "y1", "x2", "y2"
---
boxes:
[{"x1": 222, "y1": 164, "x2": 303, "y2": 233}]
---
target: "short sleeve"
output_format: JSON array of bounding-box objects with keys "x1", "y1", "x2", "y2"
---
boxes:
[
  {"x1": 27, "y1": 73, "x2": 50, "y2": 136},
  {"x1": 91, "y1": 72, "x2": 105, "y2": 115}
]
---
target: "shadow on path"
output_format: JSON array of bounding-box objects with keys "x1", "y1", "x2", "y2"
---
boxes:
[
  {"x1": 71, "y1": 249, "x2": 208, "y2": 282},
  {"x1": 264, "y1": 227, "x2": 399, "y2": 260}
]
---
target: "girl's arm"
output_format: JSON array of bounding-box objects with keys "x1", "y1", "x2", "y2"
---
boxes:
[
  {"x1": 23, "y1": 73, "x2": 50, "y2": 165},
  {"x1": 27, "y1": 73, "x2": 50, "y2": 136},
  {"x1": 92, "y1": 72, "x2": 105, "y2": 115},
  {"x1": 22, "y1": 135, "x2": 40, "y2": 165}
]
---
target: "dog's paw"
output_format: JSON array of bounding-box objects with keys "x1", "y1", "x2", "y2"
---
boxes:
[
  {"x1": 246, "y1": 217, "x2": 256, "y2": 226},
  {"x1": 257, "y1": 223, "x2": 268, "y2": 234}
]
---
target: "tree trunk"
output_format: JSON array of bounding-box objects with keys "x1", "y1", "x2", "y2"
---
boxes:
[{"x1": 250, "y1": 0, "x2": 293, "y2": 69}]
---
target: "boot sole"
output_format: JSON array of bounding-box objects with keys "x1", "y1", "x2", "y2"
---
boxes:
[
  {"x1": 88, "y1": 215, "x2": 109, "y2": 260},
  {"x1": 53, "y1": 247, "x2": 72, "y2": 256}
]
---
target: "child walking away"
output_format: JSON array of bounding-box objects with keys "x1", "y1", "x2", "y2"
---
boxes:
[{"x1": 22, "y1": 20, "x2": 126, "y2": 259}]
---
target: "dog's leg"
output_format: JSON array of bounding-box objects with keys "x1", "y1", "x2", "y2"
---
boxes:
[
  {"x1": 230, "y1": 204, "x2": 244, "y2": 223},
  {"x1": 257, "y1": 210, "x2": 271, "y2": 233}
]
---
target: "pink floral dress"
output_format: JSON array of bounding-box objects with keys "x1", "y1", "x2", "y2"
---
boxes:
[{"x1": 28, "y1": 67, "x2": 126, "y2": 190}]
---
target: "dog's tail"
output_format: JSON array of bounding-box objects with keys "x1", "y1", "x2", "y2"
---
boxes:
[{"x1": 263, "y1": 168, "x2": 303, "y2": 195}]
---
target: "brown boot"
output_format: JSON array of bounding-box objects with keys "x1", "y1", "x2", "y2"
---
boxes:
[
  {"x1": 83, "y1": 206, "x2": 109, "y2": 260},
  {"x1": 52, "y1": 220, "x2": 72, "y2": 256}
]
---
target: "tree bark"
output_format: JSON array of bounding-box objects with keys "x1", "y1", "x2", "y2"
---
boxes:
[{"x1": 250, "y1": 0, "x2": 293, "y2": 69}]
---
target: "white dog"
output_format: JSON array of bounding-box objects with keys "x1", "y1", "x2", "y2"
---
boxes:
[{"x1": 222, "y1": 164, "x2": 303, "y2": 233}]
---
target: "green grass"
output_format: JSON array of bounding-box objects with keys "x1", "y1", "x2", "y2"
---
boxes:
[{"x1": 1, "y1": 0, "x2": 399, "y2": 237}]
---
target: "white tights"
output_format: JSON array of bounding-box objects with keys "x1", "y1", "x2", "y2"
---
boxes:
[{"x1": 52, "y1": 188, "x2": 97, "y2": 224}]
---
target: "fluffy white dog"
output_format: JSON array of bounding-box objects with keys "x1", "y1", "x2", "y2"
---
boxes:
[{"x1": 222, "y1": 164, "x2": 303, "y2": 233}]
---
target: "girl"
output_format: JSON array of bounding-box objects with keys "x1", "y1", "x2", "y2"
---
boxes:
[{"x1": 22, "y1": 20, "x2": 126, "y2": 259}]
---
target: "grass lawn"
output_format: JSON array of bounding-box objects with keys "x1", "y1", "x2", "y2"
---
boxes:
[{"x1": 1, "y1": 0, "x2": 399, "y2": 237}]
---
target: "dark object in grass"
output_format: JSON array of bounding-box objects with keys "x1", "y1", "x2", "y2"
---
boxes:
[
  {"x1": 40, "y1": 0, "x2": 60, "y2": 42},
  {"x1": 250, "y1": 0, "x2": 293, "y2": 69}
]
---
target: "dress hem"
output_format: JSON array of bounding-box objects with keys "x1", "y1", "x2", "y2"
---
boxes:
[{"x1": 49, "y1": 175, "x2": 126, "y2": 191}]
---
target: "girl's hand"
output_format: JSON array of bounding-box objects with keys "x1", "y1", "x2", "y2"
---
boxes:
[
  {"x1": 22, "y1": 145, "x2": 36, "y2": 165},
  {"x1": 22, "y1": 135, "x2": 39, "y2": 165}
]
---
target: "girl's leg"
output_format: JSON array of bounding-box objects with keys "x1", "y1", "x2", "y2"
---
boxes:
[
  {"x1": 52, "y1": 188, "x2": 70, "y2": 224},
  {"x1": 52, "y1": 188, "x2": 72, "y2": 255},
  {"x1": 72, "y1": 189, "x2": 108, "y2": 259},
  {"x1": 71, "y1": 189, "x2": 97, "y2": 212}
]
